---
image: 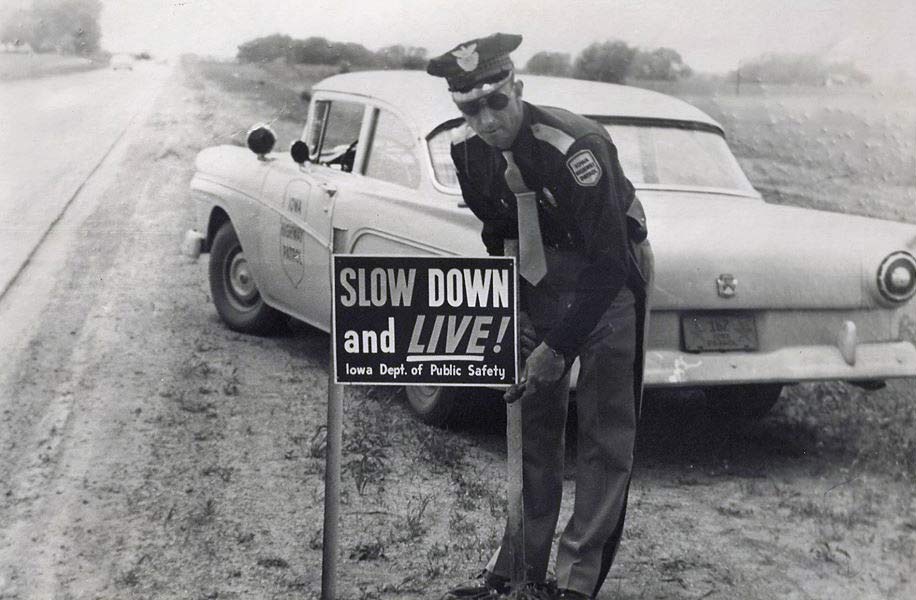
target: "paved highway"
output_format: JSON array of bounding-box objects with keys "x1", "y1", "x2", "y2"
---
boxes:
[{"x1": 0, "y1": 62, "x2": 170, "y2": 297}]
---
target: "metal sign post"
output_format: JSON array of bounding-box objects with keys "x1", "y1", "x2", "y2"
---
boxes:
[
  {"x1": 320, "y1": 365, "x2": 343, "y2": 600},
  {"x1": 503, "y1": 239, "x2": 527, "y2": 596}
]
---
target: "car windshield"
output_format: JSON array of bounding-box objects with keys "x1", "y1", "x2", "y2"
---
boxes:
[{"x1": 428, "y1": 122, "x2": 755, "y2": 193}]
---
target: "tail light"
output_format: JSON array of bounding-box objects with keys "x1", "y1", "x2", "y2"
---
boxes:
[{"x1": 877, "y1": 251, "x2": 916, "y2": 303}]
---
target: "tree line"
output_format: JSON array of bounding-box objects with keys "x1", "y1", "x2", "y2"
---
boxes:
[
  {"x1": 237, "y1": 34, "x2": 428, "y2": 71},
  {"x1": 236, "y1": 34, "x2": 692, "y2": 82},
  {"x1": 237, "y1": 33, "x2": 872, "y2": 87},
  {"x1": 0, "y1": 0, "x2": 102, "y2": 55}
]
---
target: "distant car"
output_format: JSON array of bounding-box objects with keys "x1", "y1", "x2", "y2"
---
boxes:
[
  {"x1": 183, "y1": 71, "x2": 916, "y2": 425},
  {"x1": 110, "y1": 54, "x2": 133, "y2": 70}
]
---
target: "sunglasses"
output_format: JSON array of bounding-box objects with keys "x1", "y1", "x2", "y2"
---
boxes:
[{"x1": 457, "y1": 92, "x2": 510, "y2": 116}]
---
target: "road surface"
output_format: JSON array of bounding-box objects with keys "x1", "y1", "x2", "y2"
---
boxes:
[{"x1": 0, "y1": 62, "x2": 170, "y2": 298}]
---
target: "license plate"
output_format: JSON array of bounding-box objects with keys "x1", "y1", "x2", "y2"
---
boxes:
[{"x1": 681, "y1": 313, "x2": 758, "y2": 352}]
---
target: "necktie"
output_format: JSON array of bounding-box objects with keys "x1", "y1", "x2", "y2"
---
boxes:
[{"x1": 502, "y1": 150, "x2": 547, "y2": 285}]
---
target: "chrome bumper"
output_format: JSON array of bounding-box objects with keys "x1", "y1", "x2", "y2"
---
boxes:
[
  {"x1": 641, "y1": 341, "x2": 916, "y2": 386},
  {"x1": 181, "y1": 229, "x2": 206, "y2": 260}
]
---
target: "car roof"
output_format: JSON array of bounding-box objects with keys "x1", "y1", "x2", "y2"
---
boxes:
[{"x1": 312, "y1": 70, "x2": 722, "y2": 137}]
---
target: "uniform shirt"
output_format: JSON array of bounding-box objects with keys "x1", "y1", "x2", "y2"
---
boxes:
[{"x1": 450, "y1": 102, "x2": 644, "y2": 357}]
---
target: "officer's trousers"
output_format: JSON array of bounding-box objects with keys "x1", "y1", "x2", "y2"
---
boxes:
[{"x1": 489, "y1": 285, "x2": 637, "y2": 597}]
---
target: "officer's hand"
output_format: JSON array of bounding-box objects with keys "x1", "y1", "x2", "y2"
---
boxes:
[
  {"x1": 518, "y1": 311, "x2": 537, "y2": 359},
  {"x1": 512, "y1": 342, "x2": 566, "y2": 404}
]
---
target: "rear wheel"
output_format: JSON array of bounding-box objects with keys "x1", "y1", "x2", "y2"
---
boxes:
[
  {"x1": 704, "y1": 384, "x2": 783, "y2": 421},
  {"x1": 209, "y1": 221, "x2": 285, "y2": 335},
  {"x1": 404, "y1": 386, "x2": 503, "y2": 428},
  {"x1": 405, "y1": 385, "x2": 459, "y2": 427}
]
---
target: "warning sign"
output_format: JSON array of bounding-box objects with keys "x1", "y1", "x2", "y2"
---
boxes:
[{"x1": 332, "y1": 255, "x2": 518, "y2": 386}]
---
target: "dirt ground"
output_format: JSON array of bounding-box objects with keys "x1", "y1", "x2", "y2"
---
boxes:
[{"x1": 1, "y1": 58, "x2": 915, "y2": 600}]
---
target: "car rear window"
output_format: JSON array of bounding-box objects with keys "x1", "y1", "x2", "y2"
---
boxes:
[
  {"x1": 604, "y1": 124, "x2": 754, "y2": 192},
  {"x1": 427, "y1": 122, "x2": 755, "y2": 193}
]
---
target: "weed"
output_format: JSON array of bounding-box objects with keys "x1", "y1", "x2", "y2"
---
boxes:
[
  {"x1": 201, "y1": 465, "x2": 233, "y2": 483},
  {"x1": 424, "y1": 542, "x2": 450, "y2": 579},
  {"x1": 116, "y1": 567, "x2": 140, "y2": 587},
  {"x1": 349, "y1": 538, "x2": 386, "y2": 561},
  {"x1": 811, "y1": 540, "x2": 851, "y2": 565},
  {"x1": 222, "y1": 367, "x2": 240, "y2": 396},
  {"x1": 343, "y1": 401, "x2": 391, "y2": 494},
  {"x1": 414, "y1": 428, "x2": 466, "y2": 472},
  {"x1": 403, "y1": 493, "x2": 432, "y2": 540},
  {"x1": 182, "y1": 356, "x2": 213, "y2": 379},
  {"x1": 257, "y1": 556, "x2": 290, "y2": 569},
  {"x1": 308, "y1": 425, "x2": 327, "y2": 458},
  {"x1": 452, "y1": 468, "x2": 502, "y2": 516},
  {"x1": 448, "y1": 510, "x2": 476, "y2": 538},
  {"x1": 309, "y1": 528, "x2": 323, "y2": 550}
]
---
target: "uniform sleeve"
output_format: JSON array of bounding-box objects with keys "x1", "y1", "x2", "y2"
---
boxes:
[
  {"x1": 543, "y1": 133, "x2": 633, "y2": 356},
  {"x1": 451, "y1": 143, "x2": 505, "y2": 256}
]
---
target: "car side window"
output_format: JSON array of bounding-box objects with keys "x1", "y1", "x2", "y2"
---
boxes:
[
  {"x1": 306, "y1": 99, "x2": 365, "y2": 172},
  {"x1": 364, "y1": 109, "x2": 421, "y2": 189}
]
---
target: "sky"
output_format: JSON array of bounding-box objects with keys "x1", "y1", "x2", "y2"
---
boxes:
[{"x1": 94, "y1": 0, "x2": 916, "y2": 78}]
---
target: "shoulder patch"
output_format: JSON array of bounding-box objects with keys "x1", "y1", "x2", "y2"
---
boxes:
[
  {"x1": 450, "y1": 123, "x2": 477, "y2": 145},
  {"x1": 566, "y1": 149, "x2": 602, "y2": 187},
  {"x1": 531, "y1": 123, "x2": 575, "y2": 155}
]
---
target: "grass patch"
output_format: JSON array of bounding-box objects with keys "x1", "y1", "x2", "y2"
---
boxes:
[
  {"x1": 185, "y1": 56, "x2": 338, "y2": 146},
  {"x1": 779, "y1": 381, "x2": 916, "y2": 480}
]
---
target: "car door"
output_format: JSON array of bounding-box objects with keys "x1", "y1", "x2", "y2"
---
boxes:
[
  {"x1": 257, "y1": 97, "x2": 369, "y2": 329},
  {"x1": 330, "y1": 105, "x2": 485, "y2": 259}
]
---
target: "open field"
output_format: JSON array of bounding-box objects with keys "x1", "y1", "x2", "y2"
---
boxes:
[{"x1": 636, "y1": 80, "x2": 916, "y2": 223}]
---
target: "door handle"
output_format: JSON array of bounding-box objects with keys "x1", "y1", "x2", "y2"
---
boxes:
[{"x1": 319, "y1": 182, "x2": 338, "y2": 198}]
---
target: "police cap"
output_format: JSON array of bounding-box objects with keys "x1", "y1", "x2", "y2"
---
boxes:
[{"x1": 427, "y1": 33, "x2": 522, "y2": 99}]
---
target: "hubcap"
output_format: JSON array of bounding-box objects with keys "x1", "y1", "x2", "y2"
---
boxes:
[
  {"x1": 227, "y1": 250, "x2": 258, "y2": 307},
  {"x1": 408, "y1": 386, "x2": 438, "y2": 412}
]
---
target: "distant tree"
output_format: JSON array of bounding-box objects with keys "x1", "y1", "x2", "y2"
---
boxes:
[
  {"x1": 629, "y1": 47, "x2": 692, "y2": 80},
  {"x1": 335, "y1": 41, "x2": 378, "y2": 68},
  {"x1": 734, "y1": 53, "x2": 869, "y2": 85},
  {"x1": 287, "y1": 37, "x2": 333, "y2": 64},
  {"x1": 377, "y1": 44, "x2": 428, "y2": 70},
  {"x1": 284, "y1": 36, "x2": 377, "y2": 67},
  {"x1": 525, "y1": 51, "x2": 571, "y2": 77},
  {"x1": 2, "y1": 0, "x2": 101, "y2": 55},
  {"x1": 0, "y1": 9, "x2": 35, "y2": 48},
  {"x1": 573, "y1": 40, "x2": 636, "y2": 83},
  {"x1": 237, "y1": 33, "x2": 293, "y2": 63}
]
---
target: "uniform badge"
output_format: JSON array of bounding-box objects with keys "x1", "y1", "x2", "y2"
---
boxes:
[
  {"x1": 452, "y1": 43, "x2": 479, "y2": 72},
  {"x1": 566, "y1": 149, "x2": 602, "y2": 187}
]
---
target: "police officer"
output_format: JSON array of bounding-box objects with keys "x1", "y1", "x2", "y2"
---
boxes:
[{"x1": 427, "y1": 34, "x2": 653, "y2": 600}]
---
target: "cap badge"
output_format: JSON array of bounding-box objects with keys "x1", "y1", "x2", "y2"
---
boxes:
[
  {"x1": 716, "y1": 274, "x2": 737, "y2": 298},
  {"x1": 452, "y1": 43, "x2": 479, "y2": 72}
]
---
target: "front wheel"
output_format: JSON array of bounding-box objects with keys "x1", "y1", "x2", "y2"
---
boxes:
[
  {"x1": 209, "y1": 221, "x2": 285, "y2": 335},
  {"x1": 704, "y1": 384, "x2": 783, "y2": 421}
]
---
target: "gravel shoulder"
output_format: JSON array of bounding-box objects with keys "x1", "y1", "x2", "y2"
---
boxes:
[{"x1": 0, "y1": 58, "x2": 914, "y2": 600}]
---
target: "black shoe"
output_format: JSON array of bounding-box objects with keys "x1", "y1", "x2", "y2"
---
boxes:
[
  {"x1": 515, "y1": 581, "x2": 558, "y2": 599},
  {"x1": 556, "y1": 589, "x2": 591, "y2": 600},
  {"x1": 439, "y1": 572, "x2": 509, "y2": 599}
]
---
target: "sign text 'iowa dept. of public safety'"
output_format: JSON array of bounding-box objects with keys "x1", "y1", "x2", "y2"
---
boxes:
[{"x1": 332, "y1": 256, "x2": 517, "y2": 386}]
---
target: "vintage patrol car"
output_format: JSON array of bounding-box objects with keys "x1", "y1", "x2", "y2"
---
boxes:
[{"x1": 183, "y1": 70, "x2": 916, "y2": 425}]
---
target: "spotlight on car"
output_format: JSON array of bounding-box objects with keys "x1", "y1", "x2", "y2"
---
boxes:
[
  {"x1": 877, "y1": 251, "x2": 916, "y2": 303},
  {"x1": 290, "y1": 140, "x2": 310, "y2": 165},
  {"x1": 246, "y1": 124, "x2": 276, "y2": 159}
]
